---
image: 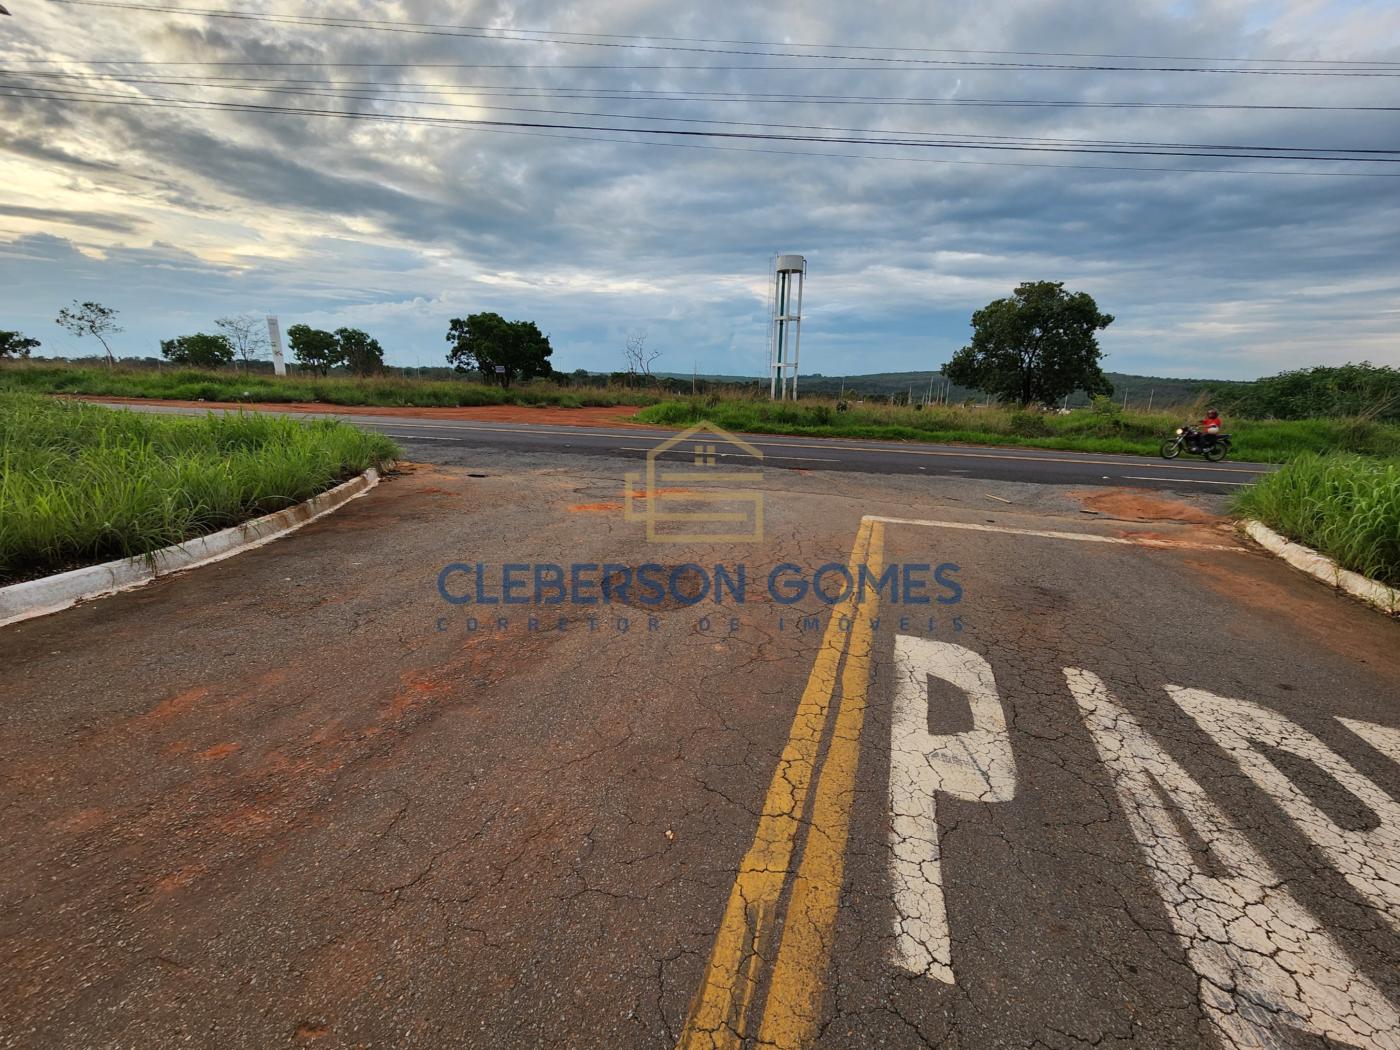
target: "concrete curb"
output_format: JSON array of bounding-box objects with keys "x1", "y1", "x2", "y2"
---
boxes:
[
  {"x1": 0, "y1": 468, "x2": 381, "y2": 629},
  {"x1": 1242, "y1": 519, "x2": 1400, "y2": 616}
]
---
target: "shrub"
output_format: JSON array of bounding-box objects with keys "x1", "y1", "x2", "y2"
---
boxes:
[{"x1": 1009, "y1": 409, "x2": 1051, "y2": 437}]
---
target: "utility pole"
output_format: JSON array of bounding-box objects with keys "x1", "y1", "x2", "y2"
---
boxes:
[
  {"x1": 926, "y1": 373, "x2": 935, "y2": 406},
  {"x1": 692, "y1": 362, "x2": 697, "y2": 396},
  {"x1": 1147, "y1": 388, "x2": 1155, "y2": 412}
]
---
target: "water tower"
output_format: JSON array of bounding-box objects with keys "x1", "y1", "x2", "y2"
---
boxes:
[{"x1": 768, "y1": 254, "x2": 806, "y2": 400}]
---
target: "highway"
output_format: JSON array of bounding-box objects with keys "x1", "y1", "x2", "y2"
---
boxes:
[{"x1": 97, "y1": 401, "x2": 1271, "y2": 494}]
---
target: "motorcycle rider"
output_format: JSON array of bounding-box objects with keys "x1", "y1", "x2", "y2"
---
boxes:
[{"x1": 1196, "y1": 408, "x2": 1223, "y2": 451}]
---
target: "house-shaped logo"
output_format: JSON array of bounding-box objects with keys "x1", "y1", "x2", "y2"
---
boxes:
[{"x1": 623, "y1": 422, "x2": 764, "y2": 543}]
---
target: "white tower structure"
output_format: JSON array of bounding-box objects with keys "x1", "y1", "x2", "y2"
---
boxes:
[
  {"x1": 768, "y1": 254, "x2": 806, "y2": 400},
  {"x1": 266, "y1": 315, "x2": 287, "y2": 376}
]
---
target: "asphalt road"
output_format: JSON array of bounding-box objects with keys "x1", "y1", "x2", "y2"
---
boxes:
[
  {"x1": 93, "y1": 401, "x2": 1271, "y2": 494},
  {"x1": 2, "y1": 447, "x2": 1395, "y2": 1050}
]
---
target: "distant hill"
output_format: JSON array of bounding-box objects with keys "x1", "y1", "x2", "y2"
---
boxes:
[{"x1": 652, "y1": 369, "x2": 1249, "y2": 409}]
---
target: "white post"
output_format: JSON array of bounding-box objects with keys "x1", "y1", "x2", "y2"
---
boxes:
[{"x1": 266, "y1": 316, "x2": 287, "y2": 376}]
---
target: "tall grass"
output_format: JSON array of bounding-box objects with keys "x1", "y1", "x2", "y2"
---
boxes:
[
  {"x1": 0, "y1": 393, "x2": 399, "y2": 583},
  {"x1": 0, "y1": 363, "x2": 659, "y2": 409},
  {"x1": 638, "y1": 398, "x2": 1400, "y2": 462},
  {"x1": 1235, "y1": 454, "x2": 1400, "y2": 587}
]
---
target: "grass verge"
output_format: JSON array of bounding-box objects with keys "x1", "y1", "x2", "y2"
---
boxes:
[
  {"x1": 636, "y1": 399, "x2": 1400, "y2": 462},
  {"x1": 0, "y1": 364, "x2": 659, "y2": 409},
  {"x1": 1234, "y1": 454, "x2": 1400, "y2": 589},
  {"x1": 0, "y1": 393, "x2": 399, "y2": 584}
]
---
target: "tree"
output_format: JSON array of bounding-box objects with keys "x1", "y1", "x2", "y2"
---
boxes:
[
  {"x1": 445, "y1": 312, "x2": 553, "y2": 386},
  {"x1": 160, "y1": 332, "x2": 235, "y2": 368},
  {"x1": 0, "y1": 330, "x2": 40, "y2": 360},
  {"x1": 336, "y1": 327, "x2": 385, "y2": 377},
  {"x1": 215, "y1": 313, "x2": 270, "y2": 369},
  {"x1": 943, "y1": 282, "x2": 1114, "y2": 407},
  {"x1": 622, "y1": 330, "x2": 660, "y2": 384},
  {"x1": 56, "y1": 300, "x2": 122, "y2": 366},
  {"x1": 287, "y1": 324, "x2": 341, "y2": 375}
]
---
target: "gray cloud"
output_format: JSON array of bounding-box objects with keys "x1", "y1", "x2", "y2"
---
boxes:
[
  {"x1": 0, "y1": 205, "x2": 144, "y2": 233},
  {"x1": 1, "y1": 0, "x2": 1398, "y2": 378}
]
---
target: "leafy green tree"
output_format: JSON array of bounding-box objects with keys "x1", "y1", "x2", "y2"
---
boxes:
[
  {"x1": 56, "y1": 300, "x2": 122, "y2": 366},
  {"x1": 160, "y1": 332, "x2": 235, "y2": 368},
  {"x1": 336, "y1": 327, "x2": 385, "y2": 377},
  {"x1": 943, "y1": 281, "x2": 1114, "y2": 407},
  {"x1": 0, "y1": 330, "x2": 40, "y2": 360},
  {"x1": 445, "y1": 312, "x2": 553, "y2": 386},
  {"x1": 287, "y1": 324, "x2": 341, "y2": 376}
]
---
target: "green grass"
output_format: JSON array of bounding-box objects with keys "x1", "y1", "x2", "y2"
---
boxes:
[
  {"x1": 0, "y1": 363, "x2": 659, "y2": 409},
  {"x1": 1235, "y1": 454, "x2": 1400, "y2": 588},
  {"x1": 0, "y1": 393, "x2": 400, "y2": 584},
  {"x1": 636, "y1": 398, "x2": 1400, "y2": 463}
]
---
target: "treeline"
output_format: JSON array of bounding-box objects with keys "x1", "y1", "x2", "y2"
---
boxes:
[{"x1": 1226, "y1": 363, "x2": 1400, "y2": 422}]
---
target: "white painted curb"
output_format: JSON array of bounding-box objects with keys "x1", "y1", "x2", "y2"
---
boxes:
[
  {"x1": 0, "y1": 468, "x2": 381, "y2": 629},
  {"x1": 1242, "y1": 519, "x2": 1400, "y2": 615}
]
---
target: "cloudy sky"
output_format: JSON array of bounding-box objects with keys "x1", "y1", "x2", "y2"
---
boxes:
[{"x1": 2, "y1": 0, "x2": 1399, "y2": 379}]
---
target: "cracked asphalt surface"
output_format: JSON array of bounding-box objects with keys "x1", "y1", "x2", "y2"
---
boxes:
[{"x1": 1, "y1": 438, "x2": 1397, "y2": 1050}]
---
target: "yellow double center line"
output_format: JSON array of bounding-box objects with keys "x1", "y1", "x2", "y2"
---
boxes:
[{"x1": 678, "y1": 519, "x2": 887, "y2": 1050}]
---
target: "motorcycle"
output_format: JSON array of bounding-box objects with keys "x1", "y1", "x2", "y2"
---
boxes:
[{"x1": 1160, "y1": 424, "x2": 1231, "y2": 462}]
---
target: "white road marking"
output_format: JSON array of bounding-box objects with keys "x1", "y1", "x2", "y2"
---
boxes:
[
  {"x1": 1067, "y1": 669, "x2": 1400, "y2": 1050},
  {"x1": 888, "y1": 637, "x2": 1016, "y2": 984},
  {"x1": 865, "y1": 515, "x2": 1244, "y2": 552},
  {"x1": 1171, "y1": 689, "x2": 1400, "y2": 932},
  {"x1": 1119, "y1": 475, "x2": 1251, "y2": 487},
  {"x1": 1342, "y1": 717, "x2": 1400, "y2": 765}
]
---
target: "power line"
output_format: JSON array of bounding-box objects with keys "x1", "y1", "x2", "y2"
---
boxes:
[
  {"x1": 195, "y1": 21, "x2": 1393, "y2": 67},
  {"x1": 46, "y1": 1, "x2": 1400, "y2": 76},
  {"x1": 8, "y1": 69, "x2": 1400, "y2": 113},
  {"x1": 7, "y1": 84, "x2": 1399, "y2": 172},
  {"x1": 40, "y1": 6, "x2": 1400, "y2": 66},
  {"x1": 6, "y1": 71, "x2": 1394, "y2": 156}
]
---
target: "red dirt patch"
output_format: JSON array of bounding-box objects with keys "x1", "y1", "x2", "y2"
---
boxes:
[
  {"x1": 70, "y1": 395, "x2": 648, "y2": 427},
  {"x1": 56, "y1": 807, "x2": 107, "y2": 834},
  {"x1": 568, "y1": 486, "x2": 693, "y2": 513},
  {"x1": 154, "y1": 864, "x2": 206, "y2": 894},
  {"x1": 141, "y1": 687, "x2": 209, "y2": 725},
  {"x1": 199, "y1": 742, "x2": 241, "y2": 761},
  {"x1": 1073, "y1": 487, "x2": 1219, "y2": 525},
  {"x1": 1182, "y1": 555, "x2": 1400, "y2": 656}
]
